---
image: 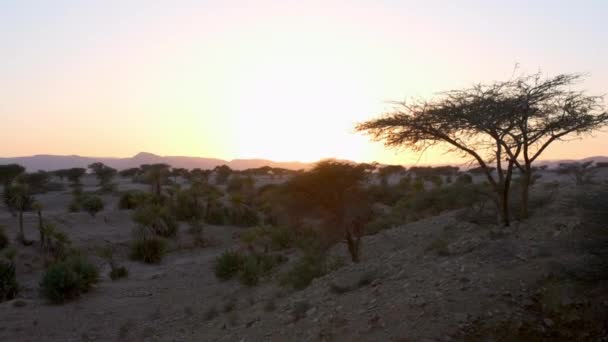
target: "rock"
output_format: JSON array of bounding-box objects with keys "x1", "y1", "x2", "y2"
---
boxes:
[{"x1": 543, "y1": 318, "x2": 554, "y2": 327}]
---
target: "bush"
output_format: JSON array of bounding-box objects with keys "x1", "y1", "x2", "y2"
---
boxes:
[
  {"x1": 39, "y1": 257, "x2": 99, "y2": 303},
  {"x1": 132, "y1": 204, "x2": 178, "y2": 238},
  {"x1": 280, "y1": 253, "x2": 326, "y2": 290},
  {"x1": 129, "y1": 237, "x2": 167, "y2": 264},
  {"x1": 238, "y1": 256, "x2": 262, "y2": 286},
  {"x1": 109, "y1": 266, "x2": 129, "y2": 280},
  {"x1": 0, "y1": 226, "x2": 8, "y2": 250},
  {"x1": 81, "y1": 195, "x2": 104, "y2": 216},
  {"x1": 214, "y1": 250, "x2": 244, "y2": 280},
  {"x1": 118, "y1": 191, "x2": 149, "y2": 210},
  {"x1": 0, "y1": 259, "x2": 18, "y2": 302},
  {"x1": 173, "y1": 190, "x2": 204, "y2": 221}
]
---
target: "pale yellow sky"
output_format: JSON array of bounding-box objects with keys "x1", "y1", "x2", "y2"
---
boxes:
[{"x1": 1, "y1": 1, "x2": 607, "y2": 164}]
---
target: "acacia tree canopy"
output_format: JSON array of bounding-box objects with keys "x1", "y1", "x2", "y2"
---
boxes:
[{"x1": 357, "y1": 72, "x2": 608, "y2": 224}]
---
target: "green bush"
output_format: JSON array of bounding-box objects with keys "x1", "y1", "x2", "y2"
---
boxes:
[
  {"x1": 0, "y1": 259, "x2": 18, "y2": 302},
  {"x1": 280, "y1": 253, "x2": 326, "y2": 290},
  {"x1": 0, "y1": 226, "x2": 8, "y2": 250},
  {"x1": 40, "y1": 257, "x2": 99, "y2": 303},
  {"x1": 109, "y1": 266, "x2": 129, "y2": 280},
  {"x1": 238, "y1": 256, "x2": 262, "y2": 286},
  {"x1": 118, "y1": 191, "x2": 148, "y2": 210},
  {"x1": 133, "y1": 204, "x2": 178, "y2": 238},
  {"x1": 214, "y1": 251, "x2": 245, "y2": 280},
  {"x1": 173, "y1": 190, "x2": 204, "y2": 221},
  {"x1": 81, "y1": 195, "x2": 104, "y2": 216},
  {"x1": 129, "y1": 237, "x2": 167, "y2": 264}
]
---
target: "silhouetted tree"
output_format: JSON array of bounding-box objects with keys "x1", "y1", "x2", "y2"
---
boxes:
[
  {"x1": 0, "y1": 164, "x2": 25, "y2": 187},
  {"x1": 357, "y1": 72, "x2": 608, "y2": 225},
  {"x1": 378, "y1": 165, "x2": 405, "y2": 187},
  {"x1": 4, "y1": 182, "x2": 35, "y2": 245},
  {"x1": 22, "y1": 171, "x2": 50, "y2": 193},
  {"x1": 119, "y1": 167, "x2": 140, "y2": 179},
  {"x1": 286, "y1": 160, "x2": 371, "y2": 262},
  {"x1": 141, "y1": 164, "x2": 171, "y2": 196},
  {"x1": 556, "y1": 161, "x2": 596, "y2": 185},
  {"x1": 214, "y1": 165, "x2": 232, "y2": 184},
  {"x1": 88, "y1": 162, "x2": 117, "y2": 189},
  {"x1": 65, "y1": 168, "x2": 86, "y2": 187}
]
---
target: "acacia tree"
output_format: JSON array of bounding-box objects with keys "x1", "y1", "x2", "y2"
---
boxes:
[
  {"x1": 378, "y1": 164, "x2": 406, "y2": 187},
  {"x1": 357, "y1": 72, "x2": 607, "y2": 225},
  {"x1": 141, "y1": 164, "x2": 171, "y2": 196},
  {"x1": 65, "y1": 168, "x2": 86, "y2": 187},
  {"x1": 286, "y1": 160, "x2": 372, "y2": 262},
  {"x1": 556, "y1": 161, "x2": 596, "y2": 186},
  {"x1": 88, "y1": 162, "x2": 117, "y2": 189},
  {"x1": 0, "y1": 164, "x2": 25, "y2": 187}
]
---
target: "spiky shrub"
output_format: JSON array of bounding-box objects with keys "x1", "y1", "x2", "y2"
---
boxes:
[
  {"x1": 214, "y1": 250, "x2": 244, "y2": 280},
  {"x1": 40, "y1": 257, "x2": 99, "y2": 304},
  {"x1": 132, "y1": 204, "x2": 178, "y2": 238},
  {"x1": 81, "y1": 195, "x2": 104, "y2": 217},
  {"x1": 129, "y1": 236, "x2": 167, "y2": 264},
  {"x1": 0, "y1": 259, "x2": 18, "y2": 302},
  {"x1": 40, "y1": 223, "x2": 71, "y2": 263},
  {"x1": 0, "y1": 226, "x2": 8, "y2": 250},
  {"x1": 118, "y1": 191, "x2": 149, "y2": 210}
]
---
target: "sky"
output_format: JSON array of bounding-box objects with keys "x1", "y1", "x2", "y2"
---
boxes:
[{"x1": 1, "y1": 0, "x2": 607, "y2": 165}]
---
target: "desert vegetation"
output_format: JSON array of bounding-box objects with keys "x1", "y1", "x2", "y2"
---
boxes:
[{"x1": 0, "y1": 71, "x2": 607, "y2": 341}]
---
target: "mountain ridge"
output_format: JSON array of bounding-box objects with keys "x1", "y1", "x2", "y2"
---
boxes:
[{"x1": 0, "y1": 152, "x2": 606, "y2": 172}]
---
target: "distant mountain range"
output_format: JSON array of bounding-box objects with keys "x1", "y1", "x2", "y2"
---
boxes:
[
  {"x1": 0, "y1": 152, "x2": 313, "y2": 171},
  {"x1": 0, "y1": 152, "x2": 606, "y2": 172}
]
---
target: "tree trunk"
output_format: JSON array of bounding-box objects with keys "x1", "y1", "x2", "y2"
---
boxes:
[
  {"x1": 18, "y1": 210, "x2": 25, "y2": 245},
  {"x1": 345, "y1": 230, "x2": 360, "y2": 263},
  {"x1": 521, "y1": 166, "x2": 532, "y2": 219},
  {"x1": 37, "y1": 210, "x2": 44, "y2": 245}
]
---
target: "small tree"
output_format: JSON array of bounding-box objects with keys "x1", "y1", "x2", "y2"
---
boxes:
[
  {"x1": 118, "y1": 167, "x2": 140, "y2": 178},
  {"x1": 214, "y1": 165, "x2": 232, "y2": 184},
  {"x1": 4, "y1": 183, "x2": 35, "y2": 245},
  {"x1": 378, "y1": 164, "x2": 405, "y2": 187},
  {"x1": 88, "y1": 162, "x2": 117, "y2": 189},
  {"x1": 141, "y1": 164, "x2": 171, "y2": 196},
  {"x1": 286, "y1": 161, "x2": 371, "y2": 262},
  {"x1": 556, "y1": 161, "x2": 596, "y2": 186},
  {"x1": 0, "y1": 164, "x2": 25, "y2": 187},
  {"x1": 65, "y1": 168, "x2": 86, "y2": 187}
]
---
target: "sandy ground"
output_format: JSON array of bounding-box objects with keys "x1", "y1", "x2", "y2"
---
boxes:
[{"x1": 0, "y1": 171, "x2": 607, "y2": 341}]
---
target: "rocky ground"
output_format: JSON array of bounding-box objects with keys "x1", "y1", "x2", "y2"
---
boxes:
[{"x1": 0, "y1": 173, "x2": 607, "y2": 341}]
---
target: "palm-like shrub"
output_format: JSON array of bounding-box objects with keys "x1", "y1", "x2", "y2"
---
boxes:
[
  {"x1": 133, "y1": 203, "x2": 178, "y2": 238},
  {"x1": 129, "y1": 235, "x2": 167, "y2": 264},
  {"x1": 40, "y1": 257, "x2": 99, "y2": 303}
]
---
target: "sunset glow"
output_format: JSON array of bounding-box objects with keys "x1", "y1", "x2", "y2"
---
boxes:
[{"x1": 1, "y1": 0, "x2": 607, "y2": 164}]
